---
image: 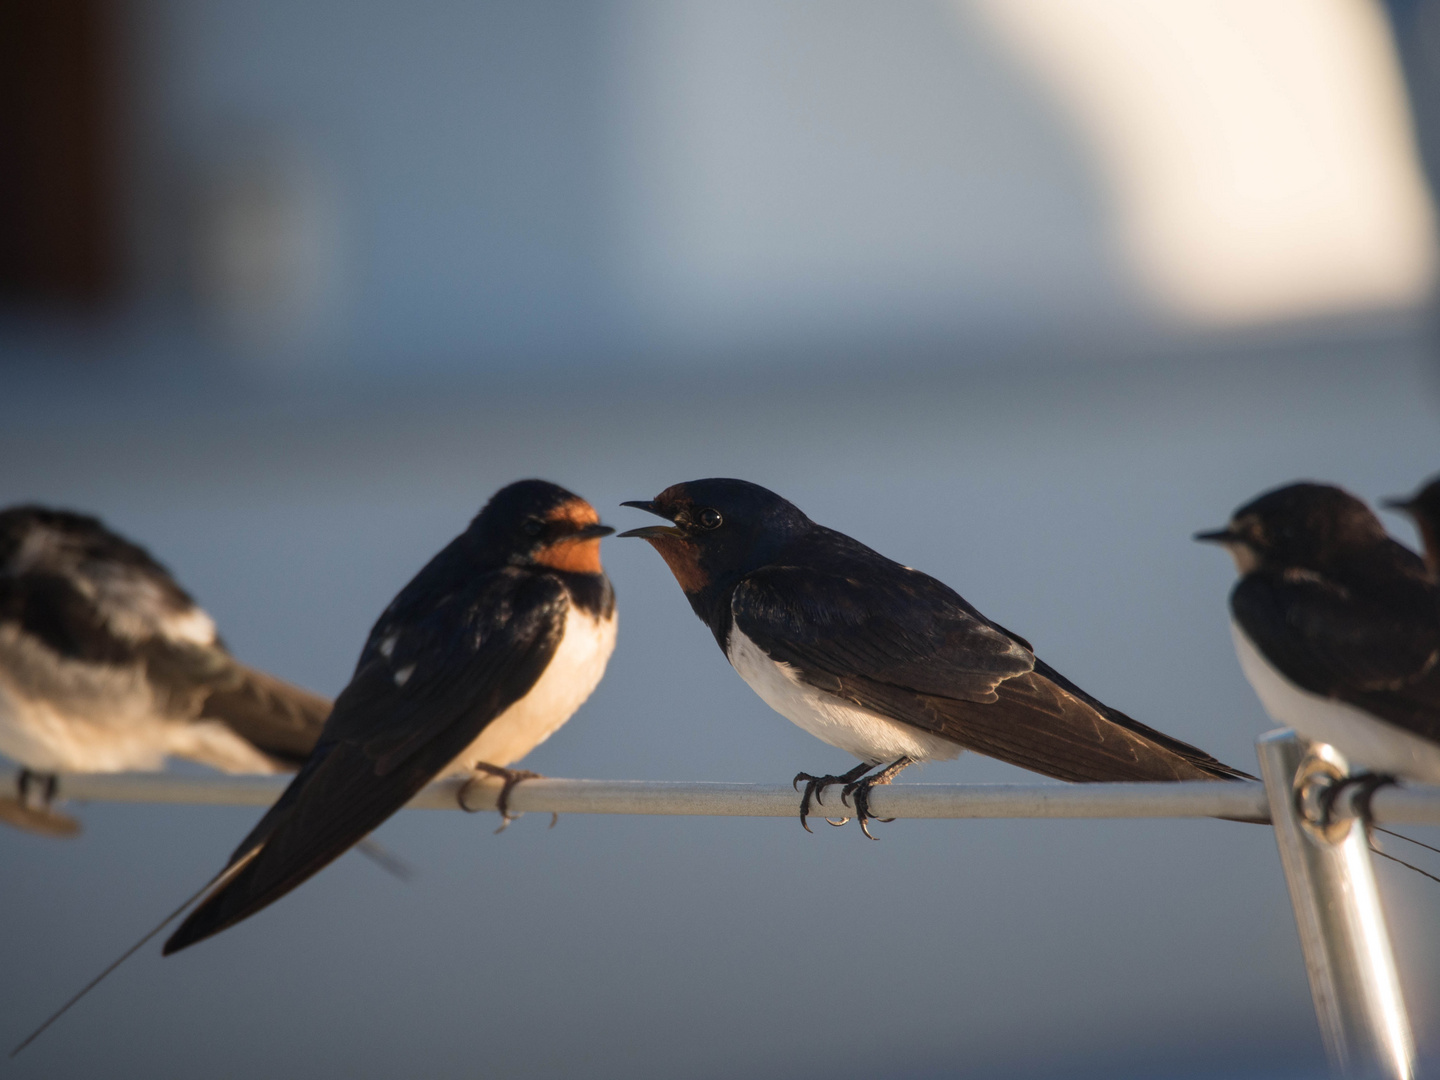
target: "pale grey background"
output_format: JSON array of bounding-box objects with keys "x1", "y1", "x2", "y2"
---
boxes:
[{"x1": 3, "y1": 1, "x2": 1440, "y2": 1075}]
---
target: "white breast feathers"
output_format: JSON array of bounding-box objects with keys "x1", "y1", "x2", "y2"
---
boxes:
[{"x1": 727, "y1": 624, "x2": 960, "y2": 766}]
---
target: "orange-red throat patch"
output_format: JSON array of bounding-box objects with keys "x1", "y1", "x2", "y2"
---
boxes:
[{"x1": 642, "y1": 534, "x2": 709, "y2": 594}]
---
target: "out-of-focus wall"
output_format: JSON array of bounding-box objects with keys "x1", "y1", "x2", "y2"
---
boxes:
[{"x1": 3, "y1": 0, "x2": 1435, "y2": 375}]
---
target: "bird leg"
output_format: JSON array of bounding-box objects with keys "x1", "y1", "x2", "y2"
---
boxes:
[
  {"x1": 458, "y1": 762, "x2": 556, "y2": 833},
  {"x1": 792, "y1": 762, "x2": 874, "y2": 833},
  {"x1": 2, "y1": 768, "x2": 80, "y2": 836},
  {"x1": 842, "y1": 756, "x2": 913, "y2": 840},
  {"x1": 16, "y1": 768, "x2": 59, "y2": 811}
]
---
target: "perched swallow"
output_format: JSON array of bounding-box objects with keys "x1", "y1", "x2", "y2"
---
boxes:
[
  {"x1": 162, "y1": 480, "x2": 615, "y2": 954},
  {"x1": 1197, "y1": 482, "x2": 1440, "y2": 784},
  {"x1": 623, "y1": 478, "x2": 1248, "y2": 837},
  {"x1": 1383, "y1": 474, "x2": 1440, "y2": 575},
  {"x1": 0, "y1": 506, "x2": 330, "y2": 836}
]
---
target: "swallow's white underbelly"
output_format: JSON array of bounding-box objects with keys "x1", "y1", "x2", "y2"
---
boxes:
[
  {"x1": 1231, "y1": 620, "x2": 1440, "y2": 783},
  {"x1": 0, "y1": 626, "x2": 276, "y2": 774},
  {"x1": 727, "y1": 625, "x2": 961, "y2": 765},
  {"x1": 451, "y1": 604, "x2": 617, "y2": 773}
]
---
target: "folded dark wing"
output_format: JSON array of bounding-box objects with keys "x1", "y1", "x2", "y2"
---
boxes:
[
  {"x1": 164, "y1": 570, "x2": 567, "y2": 954},
  {"x1": 733, "y1": 564, "x2": 1034, "y2": 704},
  {"x1": 1232, "y1": 572, "x2": 1440, "y2": 745},
  {"x1": 734, "y1": 565, "x2": 1246, "y2": 782}
]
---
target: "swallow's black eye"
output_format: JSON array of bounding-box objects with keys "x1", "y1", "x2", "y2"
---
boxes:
[
  {"x1": 523, "y1": 518, "x2": 544, "y2": 537},
  {"x1": 698, "y1": 508, "x2": 722, "y2": 530}
]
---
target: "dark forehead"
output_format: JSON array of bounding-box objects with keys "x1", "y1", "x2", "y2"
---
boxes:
[
  {"x1": 480, "y1": 479, "x2": 585, "y2": 520},
  {"x1": 658, "y1": 478, "x2": 788, "y2": 510},
  {"x1": 1235, "y1": 482, "x2": 1368, "y2": 523}
]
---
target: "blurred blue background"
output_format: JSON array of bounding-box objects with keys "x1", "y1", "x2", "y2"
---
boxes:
[{"x1": 2, "y1": 2, "x2": 1439, "y2": 1077}]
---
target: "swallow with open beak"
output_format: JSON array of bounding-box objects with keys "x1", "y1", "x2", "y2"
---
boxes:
[{"x1": 623, "y1": 478, "x2": 1249, "y2": 838}]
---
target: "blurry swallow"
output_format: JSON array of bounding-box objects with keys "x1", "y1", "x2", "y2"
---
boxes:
[
  {"x1": 1383, "y1": 474, "x2": 1440, "y2": 575},
  {"x1": 622, "y1": 478, "x2": 1249, "y2": 838},
  {"x1": 161, "y1": 479, "x2": 615, "y2": 954},
  {"x1": 1197, "y1": 482, "x2": 1440, "y2": 784},
  {"x1": 0, "y1": 506, "x2": 330, "y2": 836}
]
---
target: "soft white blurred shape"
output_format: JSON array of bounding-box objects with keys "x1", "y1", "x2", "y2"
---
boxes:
[{"x1": 968, "y1": 0, "x2": 1438, "y2": 324}]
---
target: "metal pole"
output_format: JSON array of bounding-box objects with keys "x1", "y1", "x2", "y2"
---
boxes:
[{"x1": 1256, "y1": 729, "x2": 1415, "y2": 1079}]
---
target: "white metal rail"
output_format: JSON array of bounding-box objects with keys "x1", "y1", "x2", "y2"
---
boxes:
[
  {"x1": 6, "y1": 766, "x2": 1439, "y2": 825},
  {"x1": 6, "y1": 731, "x2": 1438, "y2": 1078}
]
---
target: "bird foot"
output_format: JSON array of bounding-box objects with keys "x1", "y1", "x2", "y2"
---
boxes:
[
  {"x1": 1, "y1": 770, "x2": 79, "y2": 837},
  {"x1": 458, "y1": 763, "x2": 556, "y2": 833},
  {"x1": 1317, "y1": 771, "x2": 1398, "y2": 832},
  {"x1": 792, "y1": 762, "x2": 875, "y2": 833},
  {"x1": 839, "y1": 780, "x2": 897, "y2": 840},
  {"x1": 16, "y1": 768, "x2": 59, "y2": 811},
  {"x1": 839, "y1": 756, "x2": 912, "y2": 840}
]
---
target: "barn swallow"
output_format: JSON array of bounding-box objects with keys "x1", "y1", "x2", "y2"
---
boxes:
[
  {"x1": 1197, "y1": 482, "x2": 1440, "y2": 786},
  {"x1": 622, "y1": 478, "x2": 1249, "y2": 838},
  {"x1": 0, "y1": 506, "x2": 330, "y2": 837},
  {"x1": 1383, "y1": 474, "x2": 1440, "y2": 575},
  {"x1": 161, "y1": 480, "x2": 616, "y2": 954}
]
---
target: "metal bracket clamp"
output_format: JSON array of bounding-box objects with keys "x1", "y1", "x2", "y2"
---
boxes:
[{"x1": 1256, "y1": 729, "x2": 1415, "y2": 1079}]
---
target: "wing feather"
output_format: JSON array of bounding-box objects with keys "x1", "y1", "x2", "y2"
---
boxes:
[
  {"x1": 163, "y1": 570, "x2": 567, "y2": 954},
  {"x1": 734, "y1": 565, "x2": 1248, "y2": 782},
  {"x1": 1232, "y1": 572, "x2": 1440, "y2": 744}
]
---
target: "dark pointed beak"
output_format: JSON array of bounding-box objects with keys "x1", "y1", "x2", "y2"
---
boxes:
[
  {"x1": 618, "y1": 499, "x2": 681, "y2": 538},
  {"x1": 1382, "y1": 495, "x2": 1414, "y2": 513},
  {"x1": 580, "y1": 523, "x2": 616, "y2": 539},
  {"x1": 1193, "y1": 528, "x2": 1236, "y2": 544}
]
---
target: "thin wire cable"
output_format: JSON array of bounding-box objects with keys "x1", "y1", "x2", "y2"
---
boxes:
[
  {"x1": 1368, "y1": 836, "x2": 1440, "y2": 886},
  {"x1": 1374, "y1": 825, "x2": 1440, "y2": 858}
]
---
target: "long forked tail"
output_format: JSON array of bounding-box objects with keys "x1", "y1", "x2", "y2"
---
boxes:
[{"x1": 10, "y1": 852, "x2": 256, "y2": 1058}]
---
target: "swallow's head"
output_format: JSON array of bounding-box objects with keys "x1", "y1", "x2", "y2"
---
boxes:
[
  {"x1": 620, "y1": 478, "x2": 810, "y2": 596},
  {"x1": 1382, "y1": 474, "x2": 1440, "y2": 573},
  {"x1": 473, "y1": 480, "x2": 613, "y2": 574},
  {"x1": 1194, "y1": 482, "x2": 1385, "y2": 574}
]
